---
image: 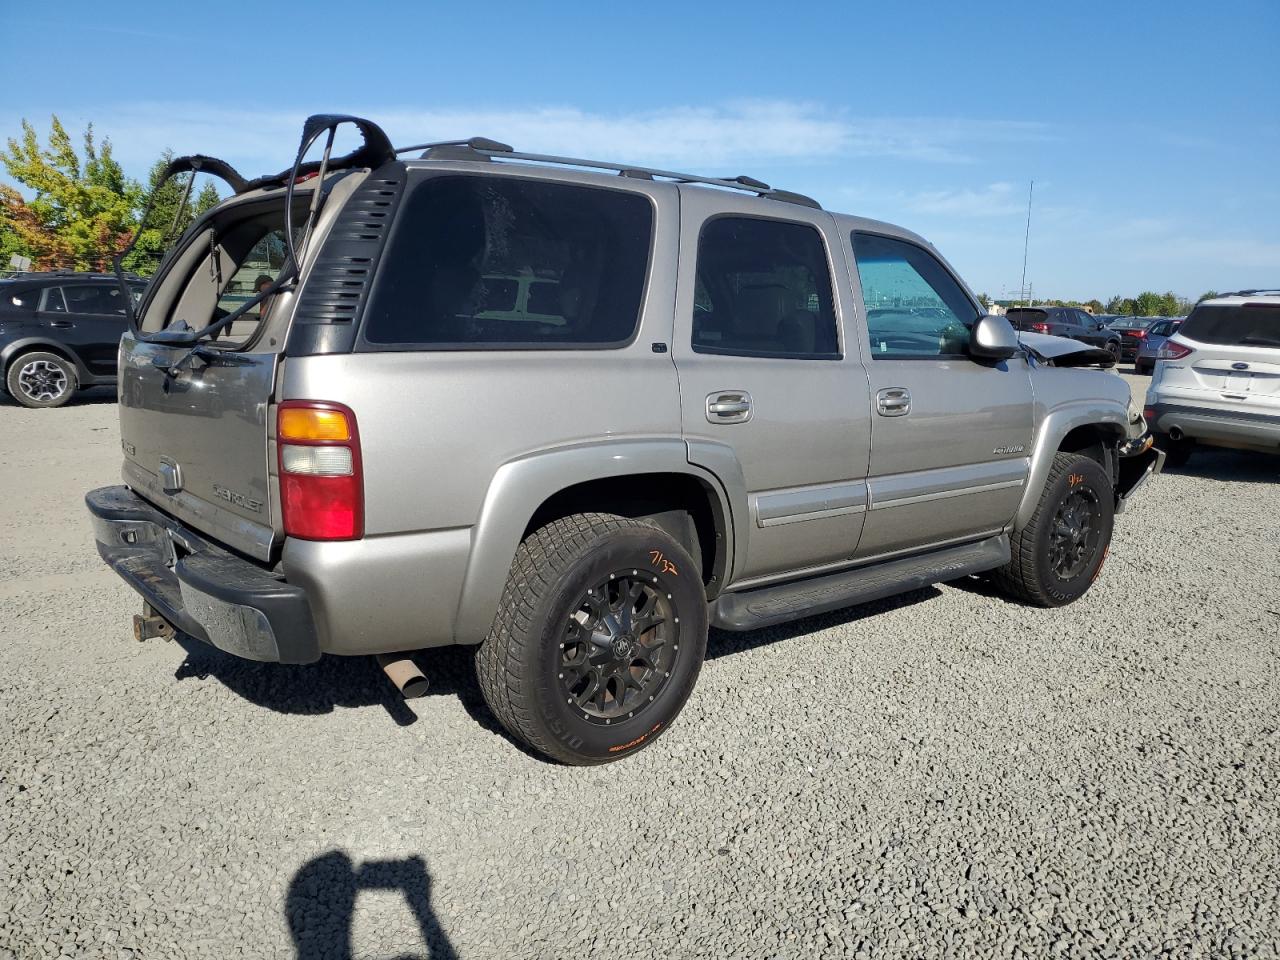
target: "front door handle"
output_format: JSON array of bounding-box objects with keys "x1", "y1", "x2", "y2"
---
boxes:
[
  {"x1": 706, "y1": 391, "x2": 753, "y2": 424},
  {"x1": 49, "y1": 320, "x2": 73, "y2": 328},
  {"x1": 876, "y1": 386, "x2": 911, "y2": 417}
]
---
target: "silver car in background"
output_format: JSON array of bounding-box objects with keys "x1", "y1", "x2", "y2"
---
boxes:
[
  {"x1": 1135, "y1": 317, "x2": 1184, "y2": 374},
  {"x1": 1145, "y1": 292, "x2": 1280, "y2": 465}
]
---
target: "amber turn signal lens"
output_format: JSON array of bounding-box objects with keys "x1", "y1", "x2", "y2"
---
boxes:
[{"x1": 279, "y1": 407, "x2": 351, "y2": 441}]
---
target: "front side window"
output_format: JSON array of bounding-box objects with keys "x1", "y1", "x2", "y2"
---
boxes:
[
  {"x1": 363, "y1": 176, "x2": 653, "y2": 348},
  {"x1": 851, "y1": 232, "x2": 978, "y2": 358},
  {"x1": 692, "y1": 217, "x2": 839, "y2": 359}
]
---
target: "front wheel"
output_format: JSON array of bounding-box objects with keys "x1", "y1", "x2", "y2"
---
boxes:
[
  {"x1": 476, "y1": 513, "x2": 707, "y2": 764},
  {"x1": 993, "y1": 452, "x2": 1115, "y2": 607}
]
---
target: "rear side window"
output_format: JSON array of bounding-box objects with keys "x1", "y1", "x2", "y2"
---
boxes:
[
  {"x1": 363, "y1": 176, "x2": 653, "y2": 349},
  {"x1": 852, "y1": 232, "x2": 977, "y2": 357},
  {"x1": 1179, "y1": 304, "x2": 1280, "y2": 348},
  {"x1": 64, "y1": 283, "x2": 130, "y2": 315},
  {"x1": 3, "y1": 286, "x2": 38, "y2": 310},
  {"x1": 692, "y1": 217, "x2": 839, "y2": 359}
]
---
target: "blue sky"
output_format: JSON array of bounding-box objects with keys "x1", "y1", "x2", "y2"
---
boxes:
[{"x1": 2, "y1": 0, "x2": 1277, "y2": 300}]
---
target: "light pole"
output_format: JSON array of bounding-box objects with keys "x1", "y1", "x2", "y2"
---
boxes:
[{"x1": 1019, "y1": 180, "x2": 1034, "y2": 306}]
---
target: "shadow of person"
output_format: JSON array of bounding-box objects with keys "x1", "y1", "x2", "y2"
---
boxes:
[{"x1": 286, "y1": 851, "x2": 459, "y2": 960}]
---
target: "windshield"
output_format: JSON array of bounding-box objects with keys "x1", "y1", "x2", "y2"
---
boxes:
[
  {"x1": 1109, "y1": 317, "x2": 1151, "y2": 329},
  {"x1": 1179, "y1": 303, "x2": 1280, "y2": 347}
]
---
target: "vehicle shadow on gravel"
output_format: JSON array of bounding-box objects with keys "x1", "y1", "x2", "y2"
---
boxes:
[
  {"x1": 173, "y1": 636, "x2": 425, "y2": 727},
  {"x1": 0, "y1": 385, "x2": 116, "y2": 408},
  {"x1": 287, "y1": 850, "x2": 458, "y2": 960},
  {"x1": 172, "y1": 635, "x2": 534, "y2": 752},
  {"x1": 706, "y1": 586, "x2": 941, "y2": 659},
  {"x1": 1163, "y1": 449, "x2": 1279, "y2": 484}
]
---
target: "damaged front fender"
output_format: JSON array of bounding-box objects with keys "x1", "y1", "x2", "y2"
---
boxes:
[{"x1": 1019, "y1": 331, "x2": 1118, "y2": 368}]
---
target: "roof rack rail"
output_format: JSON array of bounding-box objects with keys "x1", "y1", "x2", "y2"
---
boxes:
[
  {"x1": 395, "y1": 138, "x2": 822, "y2": 209},
  {"x1": 1217, "y1": 288, "x2": 1280, "y2": 297}
]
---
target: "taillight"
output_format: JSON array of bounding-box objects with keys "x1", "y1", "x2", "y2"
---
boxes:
[
  {"x1": 1158, "y1": 340, "x2": 1193, "y2": 361},
  {"x1": 1030, "y1": 321, "x2": 1051, "y2": 334},
  {"x1": 277, "y1": 401, "x2": 363, "y2": 540},
  {"x1": 1132, "y1": 329, "x2": 1147, "y2": 338}
]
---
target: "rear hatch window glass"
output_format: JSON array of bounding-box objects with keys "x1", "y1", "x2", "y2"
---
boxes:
[
  {"x1": 1005, "y1": 308, "x2": 1047, "y2": 329},
  {"x1": 1179, "y1": 304, "x2": 1280, "y2": 348},
  {"x1": 362, "y1": 175, "x2": 653, "y2": 349}
]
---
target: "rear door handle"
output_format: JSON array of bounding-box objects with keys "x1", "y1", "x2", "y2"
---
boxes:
[
  {"x1": 876, "y1": 387, "x2": 911, "y2": 416},
  {"x1": 706, "y1": 391, "x2": 752, "y2": 424},
  {"x1": 49, "y1": 320, "x2": 73, "y2": 328}
]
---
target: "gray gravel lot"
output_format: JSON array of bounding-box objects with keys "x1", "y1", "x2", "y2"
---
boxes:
[{"x1": 2, "y1": 374, "x2": 1278, "y2": 960}]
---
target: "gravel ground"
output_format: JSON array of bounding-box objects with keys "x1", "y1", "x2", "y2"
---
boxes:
[{"x1": 2, "y1": 374, "x2": 1278, "y2": 960}]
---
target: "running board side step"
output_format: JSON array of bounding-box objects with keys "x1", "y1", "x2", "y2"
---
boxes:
[{"x1": 709, "y1": 534, "x2": 1010, "y2": 631}]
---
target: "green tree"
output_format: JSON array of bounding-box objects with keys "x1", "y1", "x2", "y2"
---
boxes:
[
  {"x1": 1105, "y1": 295, "x2": 1126, "y2": 313},
  {"x1": 0, "y1": 115, "x2": 139, "y2": 271},
  {"x1": 1085, "y1": 299, "x2": 1103, "y2": 314},
  {"x1": 122, "y1": 153, "x2": 223, "y2": 274},
  {"x1": 1198, "y1": 290, "x2": 1219, "y2": 303},
  {"x1": 977, "y1": 292, "x2": 991, "y2": 309},
  {"x1": 1134, "y1": 291, "x2": 1165, "y2": 316}
]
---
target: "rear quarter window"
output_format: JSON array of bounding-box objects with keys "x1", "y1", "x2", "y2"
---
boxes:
[
  {"x1": 1179, "y1": 304, "x2": 1280, "y2": 348},
  {"x1": 361, "y1": 175, "x2": 654, "y2": 349}
]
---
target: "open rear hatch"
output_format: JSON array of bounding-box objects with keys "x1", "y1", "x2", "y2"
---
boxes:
[
  {"x1": 112, "y1": 116, "x2": 397, "y2": 561},
  {"x1": 120, "y1": 196, "x2": 299, "y2": 560}
]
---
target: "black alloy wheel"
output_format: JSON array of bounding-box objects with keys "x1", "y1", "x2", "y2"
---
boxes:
[
  {"x1": 1048, "y1": 486, "x2": 1102, "y2": 580},
  {"x1": 559, "y1": 570, "x2": 680, "y2": 725},
  {"x1": 477, "y1": 512, "x2": 708, "y2": 764}
]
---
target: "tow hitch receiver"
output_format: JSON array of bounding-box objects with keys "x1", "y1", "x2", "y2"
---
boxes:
[{"x1": 133, "y1": 603, "x2": 177, "y2": 642}]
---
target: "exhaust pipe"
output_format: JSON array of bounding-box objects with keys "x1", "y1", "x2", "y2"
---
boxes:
[
  {"x1": 1168, "y1": 426, "x2": 1184, "y2": 441},
  {"x1": 376, "y1": 653, "x2": 430, "y2": 699}
]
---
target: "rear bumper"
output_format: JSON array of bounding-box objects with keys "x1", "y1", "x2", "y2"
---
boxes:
[
  {"x1": 85, "y1": 485, "x2": 321, "y2": 663},
  {"x1": 1147, "y1": 401, "x2": 1280, "y2": 450}
]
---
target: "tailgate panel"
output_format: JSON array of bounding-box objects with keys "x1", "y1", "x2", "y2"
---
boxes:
[{"x1": 119, "y1": 334, "x2": 279, "y2": 560}]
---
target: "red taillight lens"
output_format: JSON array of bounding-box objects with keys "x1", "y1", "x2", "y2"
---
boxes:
[
  {"x1": 277, "y1": 401, "x2": 363, "y2": 540},
  {"x1": 1158, "y1": 340, "x2": 1193, "y2": 361},
  {"x1": 1133, "y1": 329, "x2": 1147, "y2": 338},
  {"x1": 1030, "y1": 321, "x2": 1051, "y2": 333}
]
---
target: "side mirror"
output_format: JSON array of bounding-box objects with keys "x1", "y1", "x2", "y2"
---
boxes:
[{"x1": 969, "y1": 314, "x2": 1020, "y2": 360}]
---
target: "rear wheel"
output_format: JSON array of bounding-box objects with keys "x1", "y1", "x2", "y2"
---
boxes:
[
  {"x1": 993, "y1": 452, "x2": 1115, "y2": 607},
  {"x1": 476, "y1": 513, "x2": 707, "y2": 765},
  {"x1": 6, "y1": 351, "x2": 77, "y2": 409}
]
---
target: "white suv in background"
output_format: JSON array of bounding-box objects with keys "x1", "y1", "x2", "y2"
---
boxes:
[{"x1": 1144, "y1": 291, "x2": 1280, "y2": 466}]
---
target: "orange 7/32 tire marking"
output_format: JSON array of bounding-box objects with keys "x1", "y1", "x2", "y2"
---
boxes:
[{"x1": 649, "y1": 550, "x2": 678, "y2": 576}]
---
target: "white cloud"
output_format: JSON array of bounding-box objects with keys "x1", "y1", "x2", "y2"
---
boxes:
[{"x1": 0, "y1": 101, "x2": 1053, "y2": 182}]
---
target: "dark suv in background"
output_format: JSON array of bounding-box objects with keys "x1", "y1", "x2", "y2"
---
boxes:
[
  {"x1": 0, "y1": 272, "x2": 146, "y2": 408},
  {"x1": 1005, "y1": 306, "x2": 1123, "y2": 361}
]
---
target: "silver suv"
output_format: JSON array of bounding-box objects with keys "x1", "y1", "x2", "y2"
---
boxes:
[
  {"x1": 1144, "y1": 291, "x2": 1280, "y2": 465},
  {"x1": 86, "y1": 115, "x2": 1162, "y2": 764}
]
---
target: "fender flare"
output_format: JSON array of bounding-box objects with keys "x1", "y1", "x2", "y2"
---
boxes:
[
  {"x1": 0, "y1": 337, "x2": 92, "y2": 386},
  {"x1": 453, "y1": 438, "x2": 738, "y2": 644},
  {"x1": 1015, "y1": 401, "x2": 1129, "y2": 529}
]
